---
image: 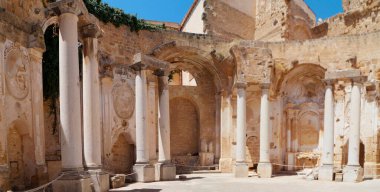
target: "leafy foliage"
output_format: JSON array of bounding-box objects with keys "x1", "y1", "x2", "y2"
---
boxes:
[{"x1": 83, "y1": 0, "x2": 165, "y2": 32}]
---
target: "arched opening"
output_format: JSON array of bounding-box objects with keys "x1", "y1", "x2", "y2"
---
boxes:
[
  {"x1": 105, "y1": 134, "x2": 135, "y2": 174},
  {"x1": 280, "y1": 64, "x2": 326, "y2": 171},
  {"x1": 170, "y1": 97, "x2": 200, "y2": 172},
  {"x1": 169, "y1": 70, "x2": 197, "y2": 86},
  {"x1": 170, "y1": 97, "x2": 199, "y2": 156}
]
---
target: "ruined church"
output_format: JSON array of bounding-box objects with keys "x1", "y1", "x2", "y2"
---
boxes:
[{"x1": 0, "y1": 0, "x2": 379, "y2": 191}]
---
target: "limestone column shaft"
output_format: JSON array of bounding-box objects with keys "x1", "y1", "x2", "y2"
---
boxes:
[
  {"x1": 215, "y1": 93, "x2": 222, "y2": 162},
  {"x1": 59, "y1": 12, "x2": 83, "y2": 170},
  {"x1": 136, "y1": 69, "x2": 149, "y2": 164},
  {"x1": 148, "y1": 81, "x2": 157, "y2": 162},
  {"x1": 322, "y1": 82, "x2": 334, "y2": 165},
  {"x1": 83, "y1": 37, "x2": 102, "y2": 168},
  {"x1": 158, "y1": 75, "x2": 171, "y2": 163},
  {"x1": 29, "y1": 49, "x2": 46, "y2": 166},
  {"x1": 259, "y1": 85, "x2": 270, "y2": 163},
  {"x1": 236, "y1": 84, "x2": 247, "y2": 163},
  {"x1": 348, "y1": 81, "x2": 361, "y2": 166}
]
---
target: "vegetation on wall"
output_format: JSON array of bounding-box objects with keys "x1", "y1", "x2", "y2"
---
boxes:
[
  {"x1": 83, "y1": 0, "x2": 165, "y2": 32},
  {"x1": 42, "y1": 25, "x2": 59, "y2": 134}
]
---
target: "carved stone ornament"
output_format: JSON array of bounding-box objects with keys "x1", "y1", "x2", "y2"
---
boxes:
[
  {"x1": 112, "y1": 82, "x2": 135, "y2": 119},
  {"x1": 4, "y1": 41, "x2": 30, "y2": 100}
]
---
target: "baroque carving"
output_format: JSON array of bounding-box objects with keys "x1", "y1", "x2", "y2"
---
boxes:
[
  {"x1": 4, "y1": 41, "x2": 30, "y2": 100},
  {"x1": 112, "y1": 82, "x2": 135, "y2": 119}
]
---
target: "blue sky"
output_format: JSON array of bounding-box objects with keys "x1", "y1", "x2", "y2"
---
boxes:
[{"x1": 102, "y1": 0, "x2": 343, "y2": 23}]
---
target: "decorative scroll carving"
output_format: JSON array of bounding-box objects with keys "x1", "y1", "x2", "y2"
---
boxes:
[{"x1": 4, "y1": 41, "x2": 30, "y2": 100}]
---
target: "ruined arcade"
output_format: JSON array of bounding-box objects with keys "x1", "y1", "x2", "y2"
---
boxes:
[{"x1": 0, "y1": 0, "x2": 380, "y2": 191}]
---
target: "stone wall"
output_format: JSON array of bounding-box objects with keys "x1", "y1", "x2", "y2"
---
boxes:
[
  {"x1": 204, "y1": 0, "x2": 255, "y2": 40},
  {"x1": 312, "y1": 3, "x2": 380, "y2": 38}
]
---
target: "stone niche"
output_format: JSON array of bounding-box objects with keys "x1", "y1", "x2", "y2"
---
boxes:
[{"x1": 279, "y1": 64, "x2": 325, "y2": 171}]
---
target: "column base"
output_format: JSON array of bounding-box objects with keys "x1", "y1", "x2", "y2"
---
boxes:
[
  {"x1": 257, "y1": 162, "x2": 272, "y2": 178},
  {"x1": 318, "y1": 164, "x2": 334, "y2": 181},
  {"x1": 52, "y1": 172, "x2": 92, "y2": 192},
  {"x1": 364, "y1": 162, "x2": 380, "y2": 179},
  {"x1": 133, "y1": 164, "x2": 155, "y2": 183},
  {"x1": 219, "y1": 158, "x2": 233, "y2": 173},
  {"x1": 343, "y1": 165, "x2": 364, "y2": 182},
  {"x1": 155, "y1": 163, "x2": 176, "y2": 181},
  {"x1": 88, "y1": 169, "x2": 110, "y2": 192},
  {"x1": 234, "y1": 163, "x2": 248, "y2": 178}
]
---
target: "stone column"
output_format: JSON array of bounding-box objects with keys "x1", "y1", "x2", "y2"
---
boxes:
[
  {"x1": 155, "y1": 71, "x2": 176, "y2": 181},
  {"x1": 82, "y1": 25, "x2": 110, "y2": 191},
  {"x1": 215, "y1": 93, "x2": 222, "y2": 163},
  {"x1": 234, "y1": 82, "x2": 248, "y2": 177},
  {"x1": 344, "y1": 79, "x2": 364, "y2": 182},
  {"x1": 319, "y1": 80, "x2": 335, "y2": 181},
  {"x1": 82, "y1": 26, "x2": 102, "y2": 169},
  {"x1": 258, "y1": 83, "x2": 272, "y2": 178},
  {"x1": 58, "y1": 11, "x2": 83, "y2": 171},
  {"x1": 29, "y1": 47, "x2": 49, "y2": 185},
  {"x1": 219, "y1": 92, "x2": 233, "y2": 173},
  {"x1": 148, "y1": 81, "x2": 157, "y2": 164},
  {"x1": 133, "y1": 69, "x2": 155, "y2": 182}
]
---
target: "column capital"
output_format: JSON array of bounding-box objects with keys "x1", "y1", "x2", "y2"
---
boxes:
[
  {"x1": 260, "y1": 83, "x2": 271, "y2": 90},
  {"x1": 235, "y1": 81, "x2": 247, "y2": 89},
  {"x1": 323, "y1": 79, "x2": 335, "y2": 87},
  {"x1": 131, "y1": 53, "x2": 170, "y2": 72},
  {"x1": 81, "y1": 24, "x2": 102, "y2": 39},
  {"x1": 47, "y1": 0, "x2": 83, "y2": 16},
  {"x1": 153, "y1": 69, "x2": 171, "y2": 77},
  {"x1": 350, "y1": 76, "x2": 367, "y2": 84}
]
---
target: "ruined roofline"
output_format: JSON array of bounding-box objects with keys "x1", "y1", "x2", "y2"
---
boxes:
[{"x1": 179, "y1": 0, "x2": 200, "y2": 31}]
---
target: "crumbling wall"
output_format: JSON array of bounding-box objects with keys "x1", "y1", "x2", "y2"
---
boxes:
[
  {"x1": 204, "y1": 0, "x2": 255, "y2": 40},
  {"x1": 312, "y1": 1, "x2": 380, "y2": 38}
]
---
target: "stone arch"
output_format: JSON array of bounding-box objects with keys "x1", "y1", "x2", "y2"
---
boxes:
[
  {"x1": 149, "y1": 42, "x2": 228, "y2": 93},
  {"x1": 41, "y1": 16, "x2": 59, "y2": 33},
  {"x1": 170, "y1": 97, "x2": 200, "y2": 156}
]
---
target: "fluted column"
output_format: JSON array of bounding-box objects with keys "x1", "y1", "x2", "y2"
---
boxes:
[
  {"x1": 59, "y1": 12, "x2": 83, "y2": 170},
  {"x1": 234, "y1": 82, "x2": 248, "y2": 177},
  {"x1": 344, "y1": 78, "x2": 364, "y2": 182},
  {"x1": 319, "y1": 80, "x2": 335, "y2": 181},
  {"x1": 257, "y1": 83, "x2": 272, "y2": 178},
  {"x1": 82, "y1": 25, "x2": 102, "y2": 169}
]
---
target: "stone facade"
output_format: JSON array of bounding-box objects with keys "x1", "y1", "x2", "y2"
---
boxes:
[{"x1": 0, "y1": 0, "x2": 379, "y2": 190}]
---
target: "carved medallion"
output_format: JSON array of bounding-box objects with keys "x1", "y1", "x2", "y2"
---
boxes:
[
  {"x1": 4, "y1": 42, "x2": 30, "y2": 100},
  {"x1": 112, "y1": 82, "x2": 135, "y2": 119}
]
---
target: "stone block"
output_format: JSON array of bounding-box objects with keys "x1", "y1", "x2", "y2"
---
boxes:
[
  {"x1": 257, "y1": 162, "x2": 273, "y2": 178},
  {"x1": 111, "y1": 174, "x2": 126, "y2": 189},
  {"x1": 234, "y1": 163, "x2": 248, "y2": 178},
  {"x1": 155, "y1": 163, "x2": 176, "y2": 181},
  {"x1": 325, "y1": 69, "x2": 361, "y2": 80},
  {"x1": 133, "y1": 164, "x2": 155, "y2": 183},
  {"x1": 219, "y1": 158, "x2": 233, "y2": 173},
  {"x1": 318, "y1": 165, "x2": 334, "y2": 181},
  {"x1": 199, "y1": 152, "x2": 215, "y2": 166},
  {"x1": 89, "y1": 170, "x2": 110, "y2": 192},
  {"x1": 343, "y1": 165, "x2": 364, "y2": 182},
  {"x1": 52, "y1": 174, "x2": 92, "y2": 192}
]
